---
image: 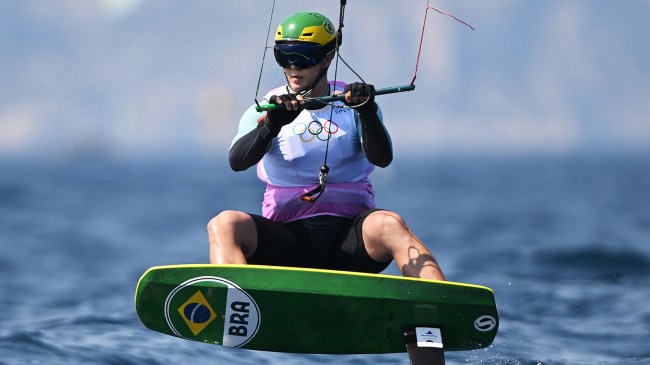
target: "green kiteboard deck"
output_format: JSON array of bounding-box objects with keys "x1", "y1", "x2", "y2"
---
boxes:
[{"x1": 135, "y1": 264, "x2": 498, "y2": 354}]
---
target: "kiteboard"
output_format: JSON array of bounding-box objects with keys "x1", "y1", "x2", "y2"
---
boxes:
[{"x1": 135, "y1": 264, "x2": 498, "y2": 356}]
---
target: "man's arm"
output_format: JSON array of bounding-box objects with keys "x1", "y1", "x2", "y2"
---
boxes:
[
  {"x1": 343, "y1": 82, "x2": 393, "y2": 168},
  {"x1": 228, "y1": 106, "x2": 271, "y2": 171},
  {"x1": 357, "y1": 102, "x2": 393, "y2": 168},
  {"x1": 228, "y1": 96, "x2": 303, "y2": 171}
]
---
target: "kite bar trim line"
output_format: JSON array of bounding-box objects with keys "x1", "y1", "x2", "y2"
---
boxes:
[{"x1": 255, "y1": 84, "x2": 415, "y2": 112}]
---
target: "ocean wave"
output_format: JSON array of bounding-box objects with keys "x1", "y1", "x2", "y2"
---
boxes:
[{"x1": 533, "y1": 244, "x2": 650, "y2": 281}]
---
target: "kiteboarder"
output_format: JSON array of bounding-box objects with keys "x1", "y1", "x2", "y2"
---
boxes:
[{"x1": 207, "y1": 11, "x2": 445, "y2": 281}]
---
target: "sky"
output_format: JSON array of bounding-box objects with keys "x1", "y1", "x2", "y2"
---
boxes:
[{"x1": 1, "y1": 0, "x2": 648, "y2": 160}]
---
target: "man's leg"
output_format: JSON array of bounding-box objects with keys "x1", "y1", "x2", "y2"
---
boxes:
[
  {"x1": 361, "y1": 211, "x2": 446, "y2": 280},
  {"x1": 207, "y1": 210, "x2": 258, "y2": 264}
]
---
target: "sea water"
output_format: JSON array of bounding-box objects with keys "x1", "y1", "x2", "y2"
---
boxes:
[{"x1": 1, "y1": 154, "x2": 649, "y2": 364}]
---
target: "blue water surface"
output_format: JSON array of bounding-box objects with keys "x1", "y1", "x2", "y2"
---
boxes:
[{"x1": 1, "y1": 154, "x2": 649, "y2": 364}]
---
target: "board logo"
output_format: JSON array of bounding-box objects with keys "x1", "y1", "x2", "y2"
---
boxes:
[
  {"x1": 473, "y1": 315, "x2": 497, "y2": 332},
  {"x1": 415, "y1": 327, "x2": 443, "y2": 348},
  {"x1": 165, "y1": 276, "x2": 261, "y2": 348}
]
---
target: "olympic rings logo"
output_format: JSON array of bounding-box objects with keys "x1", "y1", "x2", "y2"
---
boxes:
[{"x1": 292, "y1": 120, "x2": 339, "y2": 142}]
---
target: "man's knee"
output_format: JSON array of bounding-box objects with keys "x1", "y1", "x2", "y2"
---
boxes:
[
  {"x1": 364, "y1": 211, "x2": 406, "y2": 235},
  {"x1": 207, "y1": 210, "x2": 250, "y2": 234}
]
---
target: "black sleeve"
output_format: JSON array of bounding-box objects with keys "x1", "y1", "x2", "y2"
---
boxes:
[
  {"x1": 357, "y1": 103, "x2": 393, "y2": 168},
  {"x1": 228, "y1": 119, "x2": 275, "y2": 171}
]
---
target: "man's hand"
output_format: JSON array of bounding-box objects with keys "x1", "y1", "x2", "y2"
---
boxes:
[
  {"x1": 269, "y1": 93, "x2": 303, "y2": 111},
  {"x1": 265, "y1": 94, "x2": 304, "y2": 135},
  {"x1": 343, "y1": 82, "x2": 376, "y2": 112}
]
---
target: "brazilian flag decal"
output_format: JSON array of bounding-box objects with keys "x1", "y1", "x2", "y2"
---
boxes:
[
  {"x1": 178, "y1": 290, "x2": 216, "y2": 336},
  {"x1": 164, "y1": 276, "x2": 260, "y2": 347}
]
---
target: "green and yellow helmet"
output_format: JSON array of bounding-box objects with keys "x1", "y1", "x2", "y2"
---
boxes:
[{"x1": 275, "y1": 12, "x2": 338, "y2": 50}]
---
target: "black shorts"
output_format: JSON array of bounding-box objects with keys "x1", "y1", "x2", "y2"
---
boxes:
[{"x1": 247, "y1": 209, "x2": 391, "y2": 274}]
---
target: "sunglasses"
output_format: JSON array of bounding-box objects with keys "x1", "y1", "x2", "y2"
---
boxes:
[{"x1": 273, "y1": 43, "x2": 327, "y2": 69}]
